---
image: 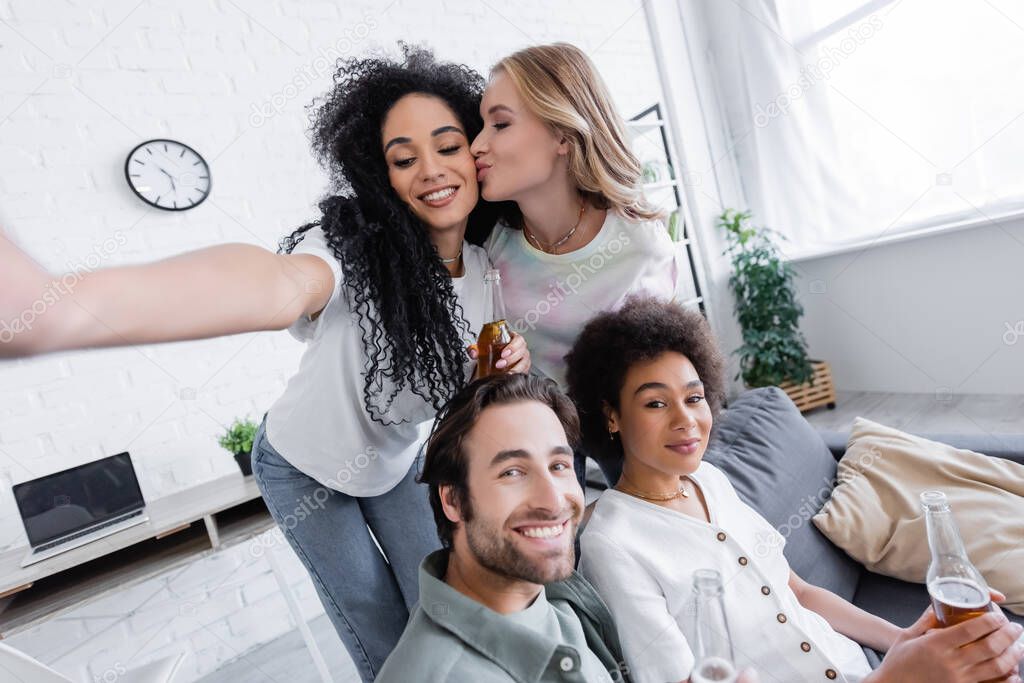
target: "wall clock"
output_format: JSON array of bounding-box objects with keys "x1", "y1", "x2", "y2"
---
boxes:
[{"x1": 124, "y1": 139, "x2": 211, "y2": 211}]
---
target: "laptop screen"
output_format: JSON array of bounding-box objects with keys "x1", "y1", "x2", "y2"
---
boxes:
[{"x1": 13, "y1": 452, "x2": 145, "y2": 547}]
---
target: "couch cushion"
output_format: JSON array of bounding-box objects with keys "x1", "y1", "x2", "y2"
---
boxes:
[
  {"x1": 703, "y1": 387, "x2": 863, "y2": 601},
  {"x1": 853, "y1": 570, "x2": 1024, "y2": 628},
  {"x1": 820, "y1": 430, "x2": 1024, "y2": 466},
  {"x1": 812, "y1": 418, "x2": 1024, "y2": 616}
]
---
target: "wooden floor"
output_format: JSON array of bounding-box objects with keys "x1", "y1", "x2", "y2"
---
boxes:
[{"x1": 802, "y1": 391, "x2": 1024, "y2": 434}]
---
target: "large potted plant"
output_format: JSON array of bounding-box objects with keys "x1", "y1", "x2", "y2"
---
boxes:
[
  {"x1": 718, "y1": 209, "x2": 836, "y2": 412},
  {"x1": 218, "y1": 417, "x2": 258, "y2": 476}
]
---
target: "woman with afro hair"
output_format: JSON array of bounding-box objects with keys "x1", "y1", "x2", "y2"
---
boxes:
[
  {"x1": 1, "y1": 45, "x2": 529, "y2": 679},
  {"x1": 565, "y1": 296, "x2": 922, "y2": 683}
]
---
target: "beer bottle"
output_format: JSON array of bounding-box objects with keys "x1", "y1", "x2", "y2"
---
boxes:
[
  {"x1": 476, "y1": 269, "x2": 512, "y2": 378},
  {"x1": 691, "y1": 568, "x2": 738, "y2": 683},
  {"x1": 922, "y1": 490, "x2": 993, "y2": 627}
]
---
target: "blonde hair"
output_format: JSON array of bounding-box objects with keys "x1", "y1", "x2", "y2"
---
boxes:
[{"x1": 494, "y1": 43, "x2": 663, "y2": 221}]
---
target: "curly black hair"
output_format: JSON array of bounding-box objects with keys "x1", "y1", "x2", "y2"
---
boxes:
[
  {"x1": 280, "y1": 44, "x2": 511, "y2": 424},
  {"x1": 564, "y1": 295, "x2": 726, "y2": 473}
]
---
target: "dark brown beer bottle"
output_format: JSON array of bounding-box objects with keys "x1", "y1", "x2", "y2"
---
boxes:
[
  {"x1": 922, "y1": 491, "x2": 993, "y2": 627},
  {"x1": 476, "y1": 269, "x2": 512, "y2": 378}
]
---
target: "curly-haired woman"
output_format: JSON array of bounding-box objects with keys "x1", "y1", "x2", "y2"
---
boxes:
[
  {"x1": 0, "y1": 45, "x2": 528, "y2": 680},
  {"x1": 564, "y1": 296, "x2": 1022, "y2": 683}
]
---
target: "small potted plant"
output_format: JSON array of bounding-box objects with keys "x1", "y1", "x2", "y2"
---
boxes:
[
  {"x1": 218, "y1": 417, "x2": 258, "y2": 476},
  {"x1": 719, "y1": 209, "x2": 836, "y2": 412}
]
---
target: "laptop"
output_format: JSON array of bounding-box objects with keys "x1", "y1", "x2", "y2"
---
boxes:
[{"x1": 14, "y1": 452, "x2": 149, "y2": 568}]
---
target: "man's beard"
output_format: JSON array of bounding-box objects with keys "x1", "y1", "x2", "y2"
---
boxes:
[{"x1": 462, "y1": 505, "x2": 579, "y2": 585}]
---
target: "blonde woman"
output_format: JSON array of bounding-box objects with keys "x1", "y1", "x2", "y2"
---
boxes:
[{"x1": 470, "y1": 42, "x2": 683, "y2": 485}]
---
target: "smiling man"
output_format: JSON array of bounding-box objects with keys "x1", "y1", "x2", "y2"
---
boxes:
[{"x1": 375, "y1": 373, "x2": 630, "y2": 682}]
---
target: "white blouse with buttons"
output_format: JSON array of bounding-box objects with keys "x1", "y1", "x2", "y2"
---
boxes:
[{"x1": 579, "y1": 461, "x2": 872, "y2": 683}]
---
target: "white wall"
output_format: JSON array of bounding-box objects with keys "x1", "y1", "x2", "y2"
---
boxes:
[
  {"x1": 792, "y1": 216, "x2": 1024, "y2": 395},
  {"x1": 0, "y1": 0, "x2": 664, "y2": 550}
]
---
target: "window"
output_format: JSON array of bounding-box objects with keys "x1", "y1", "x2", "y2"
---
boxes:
[{"x1": 705, "y1": 0, "x2": 1024, "y2": 257}]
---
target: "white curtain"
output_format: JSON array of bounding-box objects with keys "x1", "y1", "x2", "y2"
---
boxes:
[{"x1": 695, "y1": 0, "x2": 1024, "y2": 257}]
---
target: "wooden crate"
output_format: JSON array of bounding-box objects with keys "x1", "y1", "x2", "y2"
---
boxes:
[{"x1": 778, "y1": 360, "x2": 837, "y2": 413}]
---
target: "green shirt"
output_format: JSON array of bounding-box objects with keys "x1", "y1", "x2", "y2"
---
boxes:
[
  {"x1": 377, "y1": 550, "x2": 632, "y2": 683},
  {"x1": 505, "y1": 584, "x2": 615, "y2": 682}
]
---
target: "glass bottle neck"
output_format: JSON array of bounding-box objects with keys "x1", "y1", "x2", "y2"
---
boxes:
[
  {"x1": 692, "y1": 570, "x2": 735, "y2": 671},
  {"x1": 925, "y1": 508, "x2": 969, "y2": 559},
  {"x1": 484, "y1": 274, "x2": 507, "y2": 322},
  {"x1": 694, "y1": 580, "x2": 724, "y2": 599}
]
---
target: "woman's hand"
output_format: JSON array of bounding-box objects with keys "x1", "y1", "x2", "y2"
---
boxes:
[
  {"x1": 466, "y1": 331, "x2": 531, "y2": 375},
  {"x1": 891, "y1": 588, "x2": 1009, "y2": 651},
  {"x1": 873, "y1": 603, "x2": 1023, "y2": 683},
  {"x1": 496, "y1": 331, "x2": 530, "y2": 373}
]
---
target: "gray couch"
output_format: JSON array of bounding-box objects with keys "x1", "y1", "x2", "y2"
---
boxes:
[
  {"x1": 586, "y1": 386, "x2": 1023, "y2": 667},
  {"x1": 704, "y1": 387, "x2": 1024, "y2": 666}
]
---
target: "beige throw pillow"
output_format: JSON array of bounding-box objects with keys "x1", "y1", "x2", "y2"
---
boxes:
[{"x1": 812, "y1": 417, "x2": 1024, "y2": 615}]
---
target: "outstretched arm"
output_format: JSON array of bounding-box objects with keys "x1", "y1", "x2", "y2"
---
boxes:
[{"x1": 1, "y1": 228, "x2": 333, "y2": 357}]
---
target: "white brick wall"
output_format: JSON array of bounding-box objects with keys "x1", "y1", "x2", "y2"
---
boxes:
[{"x1": 0, "y1": 0, "x2": 664, "y2": 549}]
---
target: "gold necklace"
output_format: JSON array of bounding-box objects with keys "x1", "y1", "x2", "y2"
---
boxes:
[
  {"x1": 440, "y1": 249, "x2": 462, "y2": 264},
  {"x1": 523, "y1": 202, "x2": 586, "y2": 253},
  {"x1": 616, "y1": 474, "x2": 690, "y2": 501}
]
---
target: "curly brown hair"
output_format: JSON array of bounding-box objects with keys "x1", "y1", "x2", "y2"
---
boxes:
[{"x1": 564, "y1": 296, "x2": 726, "y2": 475}]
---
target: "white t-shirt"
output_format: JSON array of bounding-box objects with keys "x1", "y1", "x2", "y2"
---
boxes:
[
  {"x1": 579, "y1": 462, "x2": 872, "y2": 683},
  {"x1": 484, "y1": 212, "x2": 684, "y2": 387},
  {"x1": 265, "y1": 227, "x2": 489, "y2": 496}
]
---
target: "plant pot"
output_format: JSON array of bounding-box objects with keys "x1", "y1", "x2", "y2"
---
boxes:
[
  {"x1": 777, "y1": 360, "x2": 837, "y2": 413},
  {"x1": 233, "y1": 451, "x2": 253, "y2": 476}
]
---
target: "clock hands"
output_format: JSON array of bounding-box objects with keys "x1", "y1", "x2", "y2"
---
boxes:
[{"x1": 157, "y1": 166, "x2": 177, "y2": 193}]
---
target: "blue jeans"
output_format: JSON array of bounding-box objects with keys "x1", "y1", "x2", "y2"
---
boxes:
[{"x1": 250, "y1": 417, "x2": 441, "y2": 681}]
